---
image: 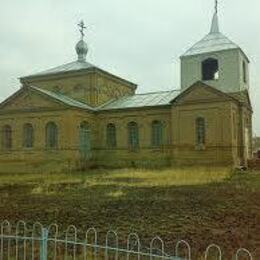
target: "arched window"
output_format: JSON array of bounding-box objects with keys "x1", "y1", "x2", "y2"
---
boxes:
[
  {"x1": 106, "y1": 123, "x2": 117, "y2": 148},
  {"x1": 23, "y1": 123, "x2": 34, "y2": 148},
  {"x1": 196, "y1": 117, "x2": 206, "y2": 146},
  {"x1": 80, "y1": 121, "x2": 91, "y2": 157},
  {"x1": 202, "y1": 58, "x2": 219, "y2": 81},
  {"x1": 128, "y1": 121, "x2": 139, "y2": 150},
  {"x1": 46, "y1": 122, "x2": 58, "y2": 149},
  {"x1": 151, "y1": 120, "x2": 163, "y2": 147},
  {"x1": 2, "y1": 125, "x2": 12, "y2": 150}
]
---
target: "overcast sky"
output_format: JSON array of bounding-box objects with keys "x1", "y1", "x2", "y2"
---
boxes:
[{"x1": 0, "y1": 0, "x2": 260, "y2": 134}]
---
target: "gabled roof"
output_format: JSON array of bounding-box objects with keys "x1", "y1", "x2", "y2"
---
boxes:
[
  {"x1": 99, "y1": 90, "x2": 181, "y2": 110},
  {"x1": 181, "y1": 12, "x2": 249, "y2": 61},
  {"x1": 0, "y1": 86, "x2": 96, "y2": 111},
  {"x1": 30, "y1": 86, "x2": 96, "y2": 111},
  {"x1": 170, "y1": 81, "x2": 247, "y2": 106},
  {"x1": 182, "y1": 32, "x2": 239, "y2": 57},
  {"x1": 0, "y1": 83, "x2": 251, "y2": 113},
  {"x1": 24, "y1": 61, "x2": 95, "y2": 78},
  {"x1": 20, "y1": 60, "x2": 137, "y2": 88}
]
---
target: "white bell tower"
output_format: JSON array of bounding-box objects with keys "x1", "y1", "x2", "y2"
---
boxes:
[{"x1": 180, "y1": 1, "x2": 249, "y2": 93}]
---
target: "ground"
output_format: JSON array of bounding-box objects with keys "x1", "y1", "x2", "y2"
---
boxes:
[{"x1": 0, "y1": 167, "x2": 259, "y2": 258}]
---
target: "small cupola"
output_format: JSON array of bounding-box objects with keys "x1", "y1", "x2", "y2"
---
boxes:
[{"x1": 75, "y1": 20, "x2": 88, "y2": 62}]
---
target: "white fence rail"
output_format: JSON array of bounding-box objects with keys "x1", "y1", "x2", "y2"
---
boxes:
[{"x1": 0, "y1": 220, "x2": 254, "y2": 259}]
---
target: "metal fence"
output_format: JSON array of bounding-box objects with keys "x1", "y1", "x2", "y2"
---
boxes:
[{"x1": 0, "y1": 220, "x2": 254, "y2": 259}]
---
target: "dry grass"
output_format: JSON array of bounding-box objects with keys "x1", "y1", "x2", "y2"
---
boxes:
[
  {"x1": 0, "y1": 167, "x2": 232, "y2": 190},
  {"x1": 0, "y1": 167, "x2": 259, "y2": 258}
]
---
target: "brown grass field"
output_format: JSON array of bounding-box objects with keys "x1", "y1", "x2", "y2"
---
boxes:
[{"x1": 0, "y1": 167, "x2": 259, "y2": 258}]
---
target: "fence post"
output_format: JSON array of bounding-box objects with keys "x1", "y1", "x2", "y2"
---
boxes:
[{"x1": 40, "y1": 228, "x2": 48, "y2": 260}]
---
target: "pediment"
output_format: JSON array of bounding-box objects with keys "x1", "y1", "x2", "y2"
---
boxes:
[
  {"x1": 0, "y1": 88, "x2": 66, "y2": 111},
  {"x1": 172, "y1": 82, "x2": 234, "y2": 105}
]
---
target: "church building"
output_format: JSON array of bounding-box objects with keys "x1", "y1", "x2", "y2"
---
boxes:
[{"x1": 0, "y1": 6, "x2": 253, "y2": 172}]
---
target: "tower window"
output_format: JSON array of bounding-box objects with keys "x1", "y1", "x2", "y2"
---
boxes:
[
  {"x1": 243, "y1": 61, "x2": 247, "y2": 83},
  {"x1": 202, "y1": 58, "x2": 219, "y2": 81}
]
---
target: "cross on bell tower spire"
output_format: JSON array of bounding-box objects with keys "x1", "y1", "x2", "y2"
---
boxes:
[
  {"x1": 210, "y1": 0, "x2": 220, "y2": 33},
  {"x1": 215, "y1": 0, "x2": 218, "y2": 14}
]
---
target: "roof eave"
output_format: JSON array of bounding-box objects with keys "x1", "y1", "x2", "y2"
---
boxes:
[
  {"x1": 180, "y1": 46, "x2": 250, "y2": 63},
  {"x1": 99, "y1": 104, "x2": 171, "y2": 112},
  {"x1": 20, "y1": 66, "x2": 138, "y2": 89}
]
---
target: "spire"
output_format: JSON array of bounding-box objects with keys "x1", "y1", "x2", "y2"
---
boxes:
[
  {"x1": 75, "y1": 20, "x2": 88, "y2": 62},
  {"x1": 210, "y1": 0, "x2": 220, "y2": 34}
]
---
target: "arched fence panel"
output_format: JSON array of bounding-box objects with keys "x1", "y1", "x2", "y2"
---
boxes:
[
  {"x1": 15, "y1": 220, "x2": 27, "y2": 260},
  {"x1": 48, "y1": 223, "x2": 59, "y2": 259},
  {"x1": 150, "y1": 236, "x2": 165, "y2": 260},
  {"x1": 127, "y1": 233, "x2": 141, "y2": 260},
  {"x1": 175, "y1": 240, "x2": 191, "y2": 260},
  {"x1": 105, "y1": 230, "x2": 119, "y2": 260},
  {"x1": 65, "y1": 225, "x2": 77, "y2": 260},
  {"x1": 31, "y1": 221, "x2": 44, "y2": 259},
  {"x1": 85, "y1": 227, "x2": 98, "y2": 260},
  {"x1": 204, "y1": 244, "x2": 222, "y2": 260},
  {"x1": 0, "y1": 220, "x2": 11, "y2": 260},
  {"x1": 0, "y1": 220, "x2": 254, "y2": 260},
  {"x1": 235, "y1": 248, "x2": 253, "y2": 260}
]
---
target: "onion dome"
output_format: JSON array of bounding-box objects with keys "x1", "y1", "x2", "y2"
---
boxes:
[{"x1": 75, "y1": 39, "x2": 88, "y2": 62}]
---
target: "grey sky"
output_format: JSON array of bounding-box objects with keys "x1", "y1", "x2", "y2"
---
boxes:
[{"x1": 0, "y1": 0, "x2": 259, "y2": 134}]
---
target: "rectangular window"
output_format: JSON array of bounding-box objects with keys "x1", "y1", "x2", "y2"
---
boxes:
[
  {"x1": 243, "y1": 61, "x2": 247, "y2": 83},
  {"x1": 196, "y1": 117, "x2": 206, "y2": 149}
]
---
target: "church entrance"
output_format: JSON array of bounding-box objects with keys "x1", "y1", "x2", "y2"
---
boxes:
[{"x1": 79, "y1": 122, "x2": 91, "y2": 160}]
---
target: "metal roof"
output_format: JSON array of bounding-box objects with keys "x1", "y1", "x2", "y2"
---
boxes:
[
  {"x1": 99, "y1": 90, "x2": 181, "y2": 110},
  {"x1": 182, "y1": 12, "x2": 241, "y2": 57},
  {"x1": 21, "y1": 60, "x2": 137, "y2": 88},
  {"x1": 182, "y1": 32, "x2": 239, "y2": 57},
  {"x1": 30, "y1": 86, "x2": 181, "y2": 111},
  {"x1": 24, "y1": 61, "x2": 95, "y2": 78},
  {"x1": 30, "y1": 86, "x2": 95, "y2": 111}
]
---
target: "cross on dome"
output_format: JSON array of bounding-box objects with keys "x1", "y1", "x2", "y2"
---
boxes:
[
  {"x1": 78, "y1": 20, "x2": 87, "y2": 39},
  {"x1": 75, "y1": 20, "x2": 88, "y2": 62}
]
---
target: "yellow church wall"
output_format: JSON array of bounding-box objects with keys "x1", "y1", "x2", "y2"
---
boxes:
[
  {"x1": 22, "y1": 70, "x2": 136, "y2": 107},
  {"x1": 0, "y1": 84, "x2": 252, "y2": 173},
  {"x1": 92, "y1": 107, "x2": 172, "y2": 167},
  {"x1": 0, "y1": 108, "x2": 86, "y2": 173},
  {"x1": 171, "y1": 100, "x2": 239, "y2": 166},
  {"x1": 95, "y1": 73, "x2": 135, "y2": 106},
  {"x1": 22, "y1": 72, "x2": 95, "y2": 105}
]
